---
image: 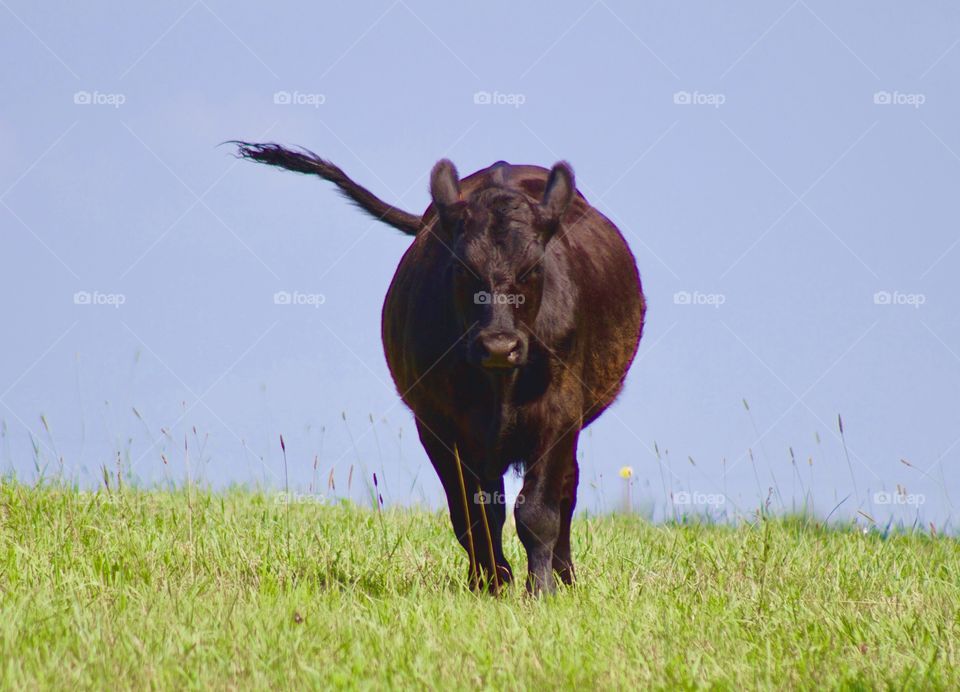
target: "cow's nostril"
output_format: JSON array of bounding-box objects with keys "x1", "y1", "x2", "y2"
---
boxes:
[{"x1": 479, "y1": 334, "x2": 523, "y2": 368}]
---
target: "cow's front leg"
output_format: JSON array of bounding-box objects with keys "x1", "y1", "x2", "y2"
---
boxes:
[
  {"x1": 416, "y1": 421, "x2": 512, "y2": 592},
  {"x1": 515, "y1": 430, "x2": 578, "y2": 595}
]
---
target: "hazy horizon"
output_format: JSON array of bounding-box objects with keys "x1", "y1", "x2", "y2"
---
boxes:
[{"x1": 2, "y1": 1, "x2": 958, "y2": 529}]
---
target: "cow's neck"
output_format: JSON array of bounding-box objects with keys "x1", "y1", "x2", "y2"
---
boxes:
[{"x1": 473, "y1": 370, "x2": 518, "y2": 477}]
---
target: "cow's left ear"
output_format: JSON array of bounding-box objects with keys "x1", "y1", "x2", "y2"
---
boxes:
[{"x1": 539, "y1": 161, "x2": 575, "y2": 231}]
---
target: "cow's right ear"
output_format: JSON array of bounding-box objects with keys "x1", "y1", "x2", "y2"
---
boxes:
[{"x1": 430, "y1": 159, "x2": 465, "y2": 231}]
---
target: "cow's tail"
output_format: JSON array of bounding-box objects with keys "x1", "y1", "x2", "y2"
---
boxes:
[{"x1": 230, "y1": 142, "x2": 422, "y2": 236}]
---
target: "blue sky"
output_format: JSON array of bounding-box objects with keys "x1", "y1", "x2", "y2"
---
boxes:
[{"x1": 2, "y1": 1, "x2": 958, "y2": 527}]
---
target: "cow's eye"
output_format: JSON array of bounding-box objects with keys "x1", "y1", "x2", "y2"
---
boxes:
[{"x1": 517, "y1": 266, "x2": 541, "y2": 285}]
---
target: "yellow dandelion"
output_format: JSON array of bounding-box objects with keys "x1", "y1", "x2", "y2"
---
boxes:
[{"x1": 619, "y1": 466, "x2": 634, "y2": 479}]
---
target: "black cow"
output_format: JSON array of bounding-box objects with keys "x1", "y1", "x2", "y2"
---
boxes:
[{"x1": 235, "y1": 143, "x2": 645, "y2": 593}]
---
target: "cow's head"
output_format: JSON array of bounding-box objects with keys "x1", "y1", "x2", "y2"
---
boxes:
[{"x1": 430, "y1": 160, "x2": 575, "y2": 371}]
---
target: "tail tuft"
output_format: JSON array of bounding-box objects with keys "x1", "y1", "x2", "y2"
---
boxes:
[{"x1": 229, "y1": 141, "x2": 422, "y2": 236}]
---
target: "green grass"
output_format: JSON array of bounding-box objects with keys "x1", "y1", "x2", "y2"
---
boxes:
[{"x1": 1, "y1": 482, "x2": 957, "y2": 689}]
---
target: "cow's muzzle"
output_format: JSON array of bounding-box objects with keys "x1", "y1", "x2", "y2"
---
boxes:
[{"x1": 473, "y1": 330, "x2": 527, "y2": 370}]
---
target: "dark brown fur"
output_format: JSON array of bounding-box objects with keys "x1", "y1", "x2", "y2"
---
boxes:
[{"x1": 235, "y1": 143, "x2": 645, "y2": 593}]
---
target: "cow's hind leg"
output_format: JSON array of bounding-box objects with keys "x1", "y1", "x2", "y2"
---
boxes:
[
  {"x1": 516, "y1": 430, "x2": 579, "y2": 595},
  {"x1": 551, "y1": 456, "x2": 579, "y2": 585}
]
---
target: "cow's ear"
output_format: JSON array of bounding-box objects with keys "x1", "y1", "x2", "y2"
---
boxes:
[
  {"x1": 540, "y1": 161, "x2": 575, "y2": 229},
  {"x1": 430, "y1": 159, "x2": 464, "y2": 231}
]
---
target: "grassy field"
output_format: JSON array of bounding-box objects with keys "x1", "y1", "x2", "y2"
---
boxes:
[{"x1": 1, "y1": 482, "x2": 957, "y2": 689}]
